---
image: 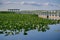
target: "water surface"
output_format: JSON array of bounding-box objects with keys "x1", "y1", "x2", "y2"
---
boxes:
[{"x1": 0, "y1": 24, "x2": 60, "y2": 40}]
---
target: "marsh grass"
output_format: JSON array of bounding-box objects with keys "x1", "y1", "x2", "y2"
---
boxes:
[{"x1": 0, "y1": 12, "x2": 60, "y2": 36}]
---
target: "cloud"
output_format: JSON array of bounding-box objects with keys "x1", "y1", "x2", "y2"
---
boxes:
[
  {"x1": 20, "y1": 2, "x2": 60, "y2": 7},
  {"x1": 0, "y1": 2, "x2": 3, "y2": 5},
  {"x1": 0, "y1": 3, "x2": 2, "y2": 5},
  {"x1": 0, "y1": 1, "x2": 49, "y2": 6},
  {"x1": 22, "y1": 2, "x2": 40, "y2": 6},
  {"x1": 42, "y1": 3, "x2": 49, "y2": 6},
  {"x1": 20, "y1": 1, "x2": 25, "y2": 5},
  {"x1": 3, "y1": 1, "x2": 18, "y2": 4},
  {"x1": 0, "y1": 1, "x2": 60, "y2": 7}
]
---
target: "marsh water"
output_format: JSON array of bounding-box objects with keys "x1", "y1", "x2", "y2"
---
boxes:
[{"x1": 0, "y1": 24, "x2": 60, "y2": 40}]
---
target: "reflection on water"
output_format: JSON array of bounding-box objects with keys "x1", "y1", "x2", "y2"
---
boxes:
[{"x1": 0, "y1": 24, "x2": 49, "y2": 36}]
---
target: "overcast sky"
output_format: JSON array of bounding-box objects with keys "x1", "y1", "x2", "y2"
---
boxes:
[{"x1": 0, "y1": 0, "x2": 60, "y2": 11}]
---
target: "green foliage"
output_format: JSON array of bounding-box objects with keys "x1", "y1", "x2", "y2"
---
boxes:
[{"x1": 0, "y1": 12, "x2": 60, "y2": 36}]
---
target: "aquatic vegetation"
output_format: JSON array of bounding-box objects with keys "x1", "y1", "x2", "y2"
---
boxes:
[{"x1": 0, "y1": 12, "x2": 60, "y2": 36}]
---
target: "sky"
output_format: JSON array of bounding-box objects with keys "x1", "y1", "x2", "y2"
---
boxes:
[{"x1": 0, "y1": 0, "x2": 60, "y2": 11}]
